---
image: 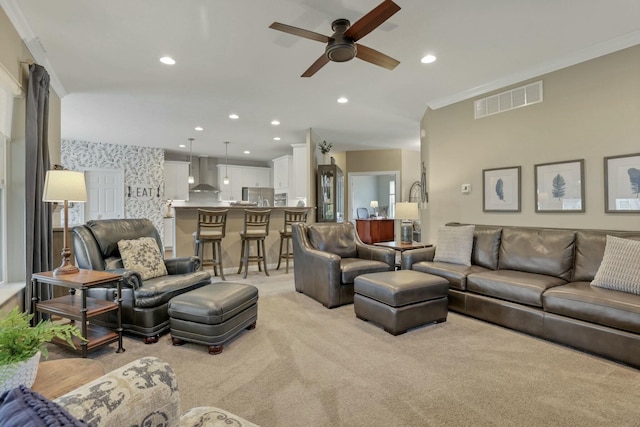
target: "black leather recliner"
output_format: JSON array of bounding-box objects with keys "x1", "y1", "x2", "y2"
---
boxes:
[
  {"x1": 72, "y1": 218, "x2": 211, "y2": 343},
  {"x1": 292, "y1": 222, "x2": 395, "y2": 308}
]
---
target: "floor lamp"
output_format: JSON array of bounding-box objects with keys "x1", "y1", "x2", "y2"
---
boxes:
[
  {"x1": 43, "y1": 170, "x2": 88, "y2": 275},
  {"x1": 395, "y1": 202, "x2": 419, "y2": 244}
]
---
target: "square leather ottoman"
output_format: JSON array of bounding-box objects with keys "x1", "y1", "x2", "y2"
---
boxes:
[
  {"x1": 354, "y1": 270, "x2": 449, "y2": 335},
  {"x1": 169, "y1": 282, "x2": 258, "y2": 354}
]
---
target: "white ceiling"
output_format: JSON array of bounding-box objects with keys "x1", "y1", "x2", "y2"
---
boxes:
[{"x1": 4, "y1": 0, "x2": 640, "y2": 162}]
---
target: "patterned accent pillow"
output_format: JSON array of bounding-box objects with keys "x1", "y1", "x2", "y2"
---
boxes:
[
  {"x1": 591, "y1": 235, "x2": 640, "y2": 295},
  {"x1": 117, "y1": 237, "x2": 167, "y2": 280},
  {"x1": 0, "y1": 385, "x2": 88, "y2": 427},
  {"x1": 433, "y1": 225, "x2": 475, "y2": 266}
]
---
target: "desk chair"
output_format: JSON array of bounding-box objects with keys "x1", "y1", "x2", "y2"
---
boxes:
[
  {"x1": 276, "y1": 209, "x2": 308, "y2": 273},
  {"x1": 357, "y1": 207, "x2": 369, "y2": 219},
  {"x1": 193, "y1": 209, "x2": 228, "y2": 280},
  {"x1": 237, "y1": 209, "x2": 271, "y2": 279}
]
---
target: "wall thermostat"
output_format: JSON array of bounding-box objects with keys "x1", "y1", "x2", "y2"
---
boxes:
[{"x1": 461, "y1": 184, "x2": 471, "y2": 193}]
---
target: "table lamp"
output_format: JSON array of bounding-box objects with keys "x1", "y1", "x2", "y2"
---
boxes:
[
  {"x1": 394, "y1": 202, "x2": 419, "y2": 244},
  {"x1": 370, "y1": 200, "x2": 378, "y2": 217},
  {"x1": 43, "y1": 170, "x2": 88, "y2": 275}
]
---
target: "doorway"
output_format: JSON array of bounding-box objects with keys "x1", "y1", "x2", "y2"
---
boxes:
[
  {"x1": 348, "y1": 171, "x2": 400, "y2": 222},
  {"x1": 83, "y1": 168, "x2": 124, "y2": 222}
]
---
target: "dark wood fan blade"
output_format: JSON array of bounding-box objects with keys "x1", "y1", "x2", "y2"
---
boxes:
[
  {"x1": 344, "y1": 0, "x2": 401, "y2": 42},
  {"x1": 301, "y1": 54, "x2": 330, "y2": 77},
  {"x1": 355, "y1": 43, "x2": 400, "y2": 70},
  {"x1": 269, "y1": 22, "x2": 332, "y2": 43}
]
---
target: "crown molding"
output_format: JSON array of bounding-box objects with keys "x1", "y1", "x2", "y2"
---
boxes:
[
  {"x1": 428, "y1": 29, "x2": 640, "y2": 110},
  {"x1": 1, "y1": 0, "x2": 67, "y2": 97}
]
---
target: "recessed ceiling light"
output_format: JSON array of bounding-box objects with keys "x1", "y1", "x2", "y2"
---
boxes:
[
  {"x1": 271, "y1": 120, "x2": 280, "y2": 125},
  {"x1": 273, "y1": 137, "x2": 281, "y2": 141},
  {"x1": 229, "y1": 114, "x2": 239, "y2": 119},
  {"x1": 337, "y1": 97, "x2": 348, "y2": 104},
  {"x1": 421, "y1": 54, "x2": 437, "y2": 64},
  {"x1": 194, "y1": 126, "x2": 203, "y2": 131},
  {"x1": 244, "y1": 150, "x2": 250, "y2": 154},
  {"x1": 178, "y1": 144, "x2": 186, "y2": 148},
  {"x1": 160, "y1": 56, "x2": 175, "y2": 65}
]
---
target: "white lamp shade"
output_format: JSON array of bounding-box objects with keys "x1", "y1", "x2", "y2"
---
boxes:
[
  {"x1": 395, "y1": 202, "x2": 419, "y2": 220},
  {"x1": 370, "y1": 200, "x2": 378, "y2": 208},
  {"x1": 43, "y1": 170, "x2": 87, "y2": 202}
]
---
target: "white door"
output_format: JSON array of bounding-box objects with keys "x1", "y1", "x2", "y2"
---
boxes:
[{"x1": 84, "y1": 169, "x2": 124, "y2": 221}]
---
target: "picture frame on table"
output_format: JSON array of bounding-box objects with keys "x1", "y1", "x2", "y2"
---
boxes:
[
  {"x1": 604, "y1": 152, "x2": 640, "y2": 213},
  {"x1": 483, "y1": 166, "x2": 521, "y2": 212},
  {"x1": 535, "y1": 159, "x2": 585, "y2": 213}
]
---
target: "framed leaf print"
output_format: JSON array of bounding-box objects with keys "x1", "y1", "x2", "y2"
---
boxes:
[
  {"x1": 483, "y1": 166, "x2": 521, "y2": 212},
  {"x1": 604, "y1": 152, "x2": 640, "y2": 213},
  {"x1": 535, "y1": 159, "x2": 585, "y2": 213}
]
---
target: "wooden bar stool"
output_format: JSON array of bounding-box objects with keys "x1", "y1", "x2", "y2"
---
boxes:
[
  {"x1": 193, "y1": 209, "x2": 228, "y2": 280},
  {"x1": 237, "y1": 209, "x2": 271, "y2": 279},
  {"x1": 277, "y1": 209, "x2": 308, "y2": 273}
]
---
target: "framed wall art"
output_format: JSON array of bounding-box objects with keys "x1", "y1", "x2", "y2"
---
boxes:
[
  {"x1": 483, "y1": 166, "x2": 521, "y2": 212},
  {"x1": 535, "y1": 159, "x2": 584, "y2": 213},
  {"x1": 604, "y1": 152, "x2": 640, "y2": 213}
]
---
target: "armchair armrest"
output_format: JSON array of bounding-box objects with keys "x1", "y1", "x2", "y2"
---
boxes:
[
  {"x1": 105, "y1": 268, "x2": 142, "y2": 290},
  {"x1": 165, "y1": 256, "x2": 201, "y2": 274},
  {"x1": 55, "y1": 357, "x2": 180, "y2": 427},
  {"x1": 356, "y1": 243, "x2": 395, "y2": 269},
  {"x1": 401, "y1": 246, "x2": 436, "y2": 270}
]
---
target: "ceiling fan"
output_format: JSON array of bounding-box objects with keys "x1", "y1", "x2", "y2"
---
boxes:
[{"x1": 269, "y1": 0, "x2": 401, "y2": 77}]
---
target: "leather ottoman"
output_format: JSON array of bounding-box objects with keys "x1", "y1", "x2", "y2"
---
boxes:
[
  {"x1": 169, "y1": 282, "x2": 258, "y2": 354},
  {"x1": 354, "y1": 270, "x2": 449, "y2": 335}
]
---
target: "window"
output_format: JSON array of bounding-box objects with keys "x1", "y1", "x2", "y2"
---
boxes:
[{"x1": 0, "y1": 135, "x2": 6, "y2": 285}]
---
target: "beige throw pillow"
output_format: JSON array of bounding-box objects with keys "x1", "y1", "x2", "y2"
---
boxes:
[
  {"x1": 591, "y1": 235, "x2": 640, "y2": 295},
  {"x1": 117, "y1": 237, "x2": 168, "y2": 280},
  {"x1": 433, "y1": 225, "x2": 475, "y2": 266}
]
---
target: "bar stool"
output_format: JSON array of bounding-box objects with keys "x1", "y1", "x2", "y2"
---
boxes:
[
  {"x1": 277, "y1": 209, "x2": 308, "y2": 273},
  {"x1": 237, "y1": 209, "x2": 271, "y2": 279},
  {"x1": 193, "y1": 209, "x2": 228, "y2": 280}
]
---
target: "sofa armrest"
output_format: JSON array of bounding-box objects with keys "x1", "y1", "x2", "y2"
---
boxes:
[
  {"x1": 401, "y1": 246, "x2": 436, "y2": 270},
  {"x1": 165, "y1": 256, "x2": 201, "y2": 274},
  {"x1": 55, "y1": 357, "x2": 180, "y2": 427},
  {"x1": 356, "y1": 243, "x2": 395, "y2": 269}
]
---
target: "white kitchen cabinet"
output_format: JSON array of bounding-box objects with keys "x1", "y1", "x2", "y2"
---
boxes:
[
  {"x1": 217, "y1": 165, "x2": 269, "y2": 201},
  {"x1": 164, "y1": 161, "x2": 189, "y2": 201},
  {"x1": 256, "y1": 168, "x2": 271, "y2": 187},
  {"x1": 291, "y1": 143, "x2": 308, "y2": 201},
  {"x1": 272, "y1": 155, "x2": 292, "y2": 191}
]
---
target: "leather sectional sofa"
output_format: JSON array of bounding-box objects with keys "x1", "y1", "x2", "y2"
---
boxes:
[{"x1": 402, "y1": 223, "x2": 640, "y2": 368}]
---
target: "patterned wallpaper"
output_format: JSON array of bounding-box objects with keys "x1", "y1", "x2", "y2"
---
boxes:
[{"x1": 61, "y1": 140, "x2": 165, "y2": 234}]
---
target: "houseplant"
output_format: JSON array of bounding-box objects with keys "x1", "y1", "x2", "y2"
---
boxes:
[
  {"x1": 0, "y1": 307, "x2": 84, "y2": 393},
  {"x1": 318, "y1": 140, "x2": 332, "y2": 164}
]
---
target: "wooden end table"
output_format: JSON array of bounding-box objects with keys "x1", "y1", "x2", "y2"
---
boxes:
[
  {"x1": 374, "y1": 241, "x2": 432, "y2": 269},
  {"x1": 32, "y1": 358, "x2": 105, "y2": 400}
]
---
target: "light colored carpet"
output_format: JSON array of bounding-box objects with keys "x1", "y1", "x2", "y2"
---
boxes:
[{"x1": 48, "y1": 269, "x2": 640, "y2": 426}]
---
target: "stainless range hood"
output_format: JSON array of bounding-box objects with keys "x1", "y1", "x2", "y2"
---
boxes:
[{"x1": 190, "y1": 157, "x2": 220, "y2": 193}]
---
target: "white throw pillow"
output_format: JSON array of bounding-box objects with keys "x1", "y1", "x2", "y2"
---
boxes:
[
  {"x1": 117, "y1": 237, "x2": 168, "y2": 280},
  {"x1": 433, "y1": 225, "x2": 475, "y2": 266},
  {"x1": 591, "y1": 235, "x2": 640, "y2": 295}
]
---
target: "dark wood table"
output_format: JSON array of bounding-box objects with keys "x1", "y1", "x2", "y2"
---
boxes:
[{"x1": 32, "y1": 358, "x2": 105, "y2": 400}]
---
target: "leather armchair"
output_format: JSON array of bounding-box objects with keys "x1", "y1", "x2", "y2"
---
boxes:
[
  {"x1": 72, "y1": 218, "x2": 211, "y2": 343},
  {"x1": 292, "y1": 222, "x2": 395, "y2": 308}
]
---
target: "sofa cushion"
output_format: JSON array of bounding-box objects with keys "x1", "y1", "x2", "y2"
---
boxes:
[
  {"x1": 118, "y1": 237, "x2": 168, "y2": 280},
  {"x1": 0, "y1": 385, "x2": 87, "y2": 427},
  {"x1": 134, "y1": 271, "x2": 211, "y2": 308},
  {"x1": 472, "y1": 226, "x2": 502, "y2": 270},
  {"x1": 308, "y1": 224, "x2": 357, "y2": 258},
  {"x1": 412, "y1": 261, "x2": 489, "y2": 291},
  {"x1": 499, "y1": 228, "x2": 575, "y2": 281},
  {"x1": 340, "y1": 258, "x2": 390, "y2": 284},
  {"x1": 433, "y1": 225, "x2": 475, "y2": 266},
  {"x1": 591, "y1": 235, "x2": 640, "y2": 295},
  {"x1": 467, "y1": 270, "x2": 566, "y2": 307},
  {"x1": 543, "y1": 281, "x2": 640, "y2": 334}
]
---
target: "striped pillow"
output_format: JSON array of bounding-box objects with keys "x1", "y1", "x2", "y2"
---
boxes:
[{"x1": 433, "y1": 225, "x2": 475, "y2": 266}]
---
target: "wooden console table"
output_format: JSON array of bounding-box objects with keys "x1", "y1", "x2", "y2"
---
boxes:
[
  {"x1": 31, "y1": 269, "x2": 125, "y2": 357},
  {"x1": 32, "y1": 358, "x2": 105, "y2": 400},
  {"x1": 356, "y1": 219, "x2": 394, "y2": 244}
]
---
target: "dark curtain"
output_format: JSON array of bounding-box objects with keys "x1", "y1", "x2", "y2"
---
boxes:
[{"x1": 25, "y1": 64, "x2": 53, "y2": 311}]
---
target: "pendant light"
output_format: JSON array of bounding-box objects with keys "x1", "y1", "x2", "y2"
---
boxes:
[
  {"x1": 223, "y1": 141, "x2": 230, "y2": 185},
  {"x1": 188, "y1": 138, "x2": 195, "y2": 184}
]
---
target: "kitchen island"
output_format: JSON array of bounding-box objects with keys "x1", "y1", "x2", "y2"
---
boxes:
[{"x1": 172, "y1": 206, "x2": 314, "y2": 276}]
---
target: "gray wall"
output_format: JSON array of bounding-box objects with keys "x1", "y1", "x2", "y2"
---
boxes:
[{"x1": 421, "y1": 44, "x2": 640, "y2": 242}]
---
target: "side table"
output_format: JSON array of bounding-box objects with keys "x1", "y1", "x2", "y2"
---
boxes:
[
  {"x1": 374, "y1": 241, "x2": 432, "y2": 269},
  {"x1": 31, "y1": 269, "x2": 125, "y2": 357},
  {"x1": 32, "y1": 358, "x2": 105, "y2": 400}
]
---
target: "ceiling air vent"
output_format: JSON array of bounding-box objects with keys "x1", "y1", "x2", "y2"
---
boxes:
[{"x1": 474, "y1": 81, "x2": 543, "y2": 119}]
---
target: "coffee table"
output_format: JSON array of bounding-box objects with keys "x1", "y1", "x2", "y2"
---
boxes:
[{"x1": 32, "y1": 358, "x2": 105, "y2": 399}]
